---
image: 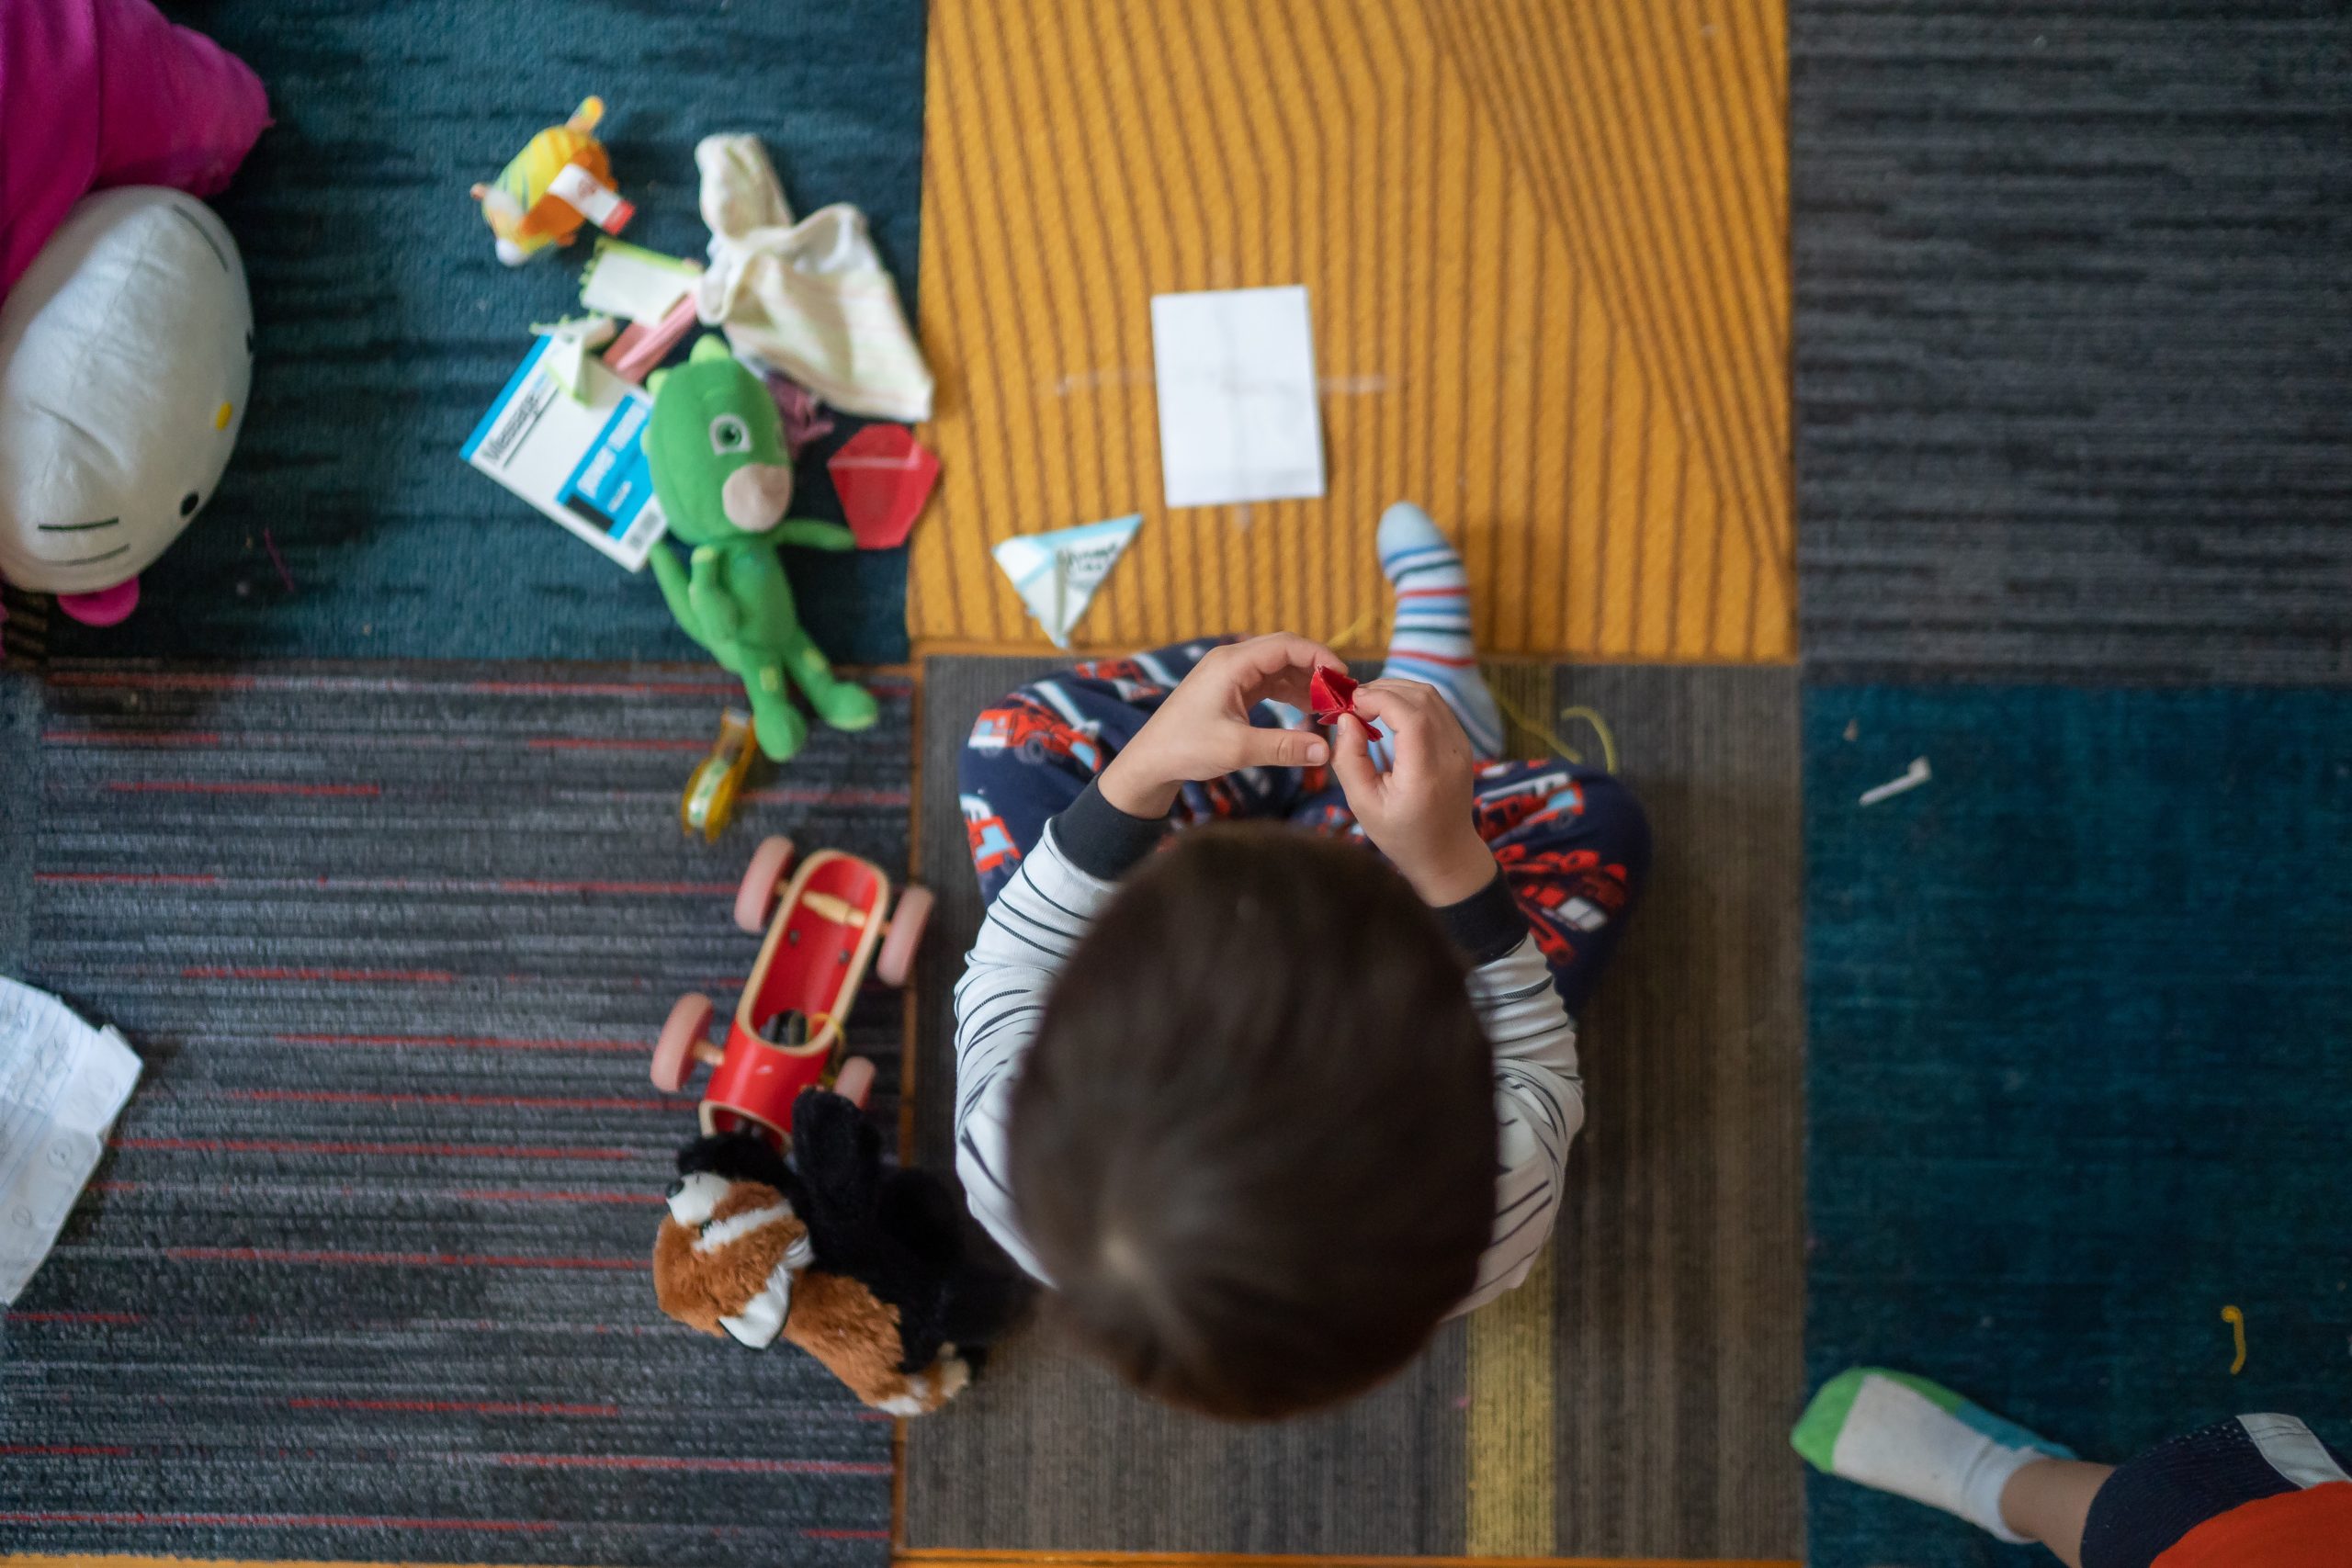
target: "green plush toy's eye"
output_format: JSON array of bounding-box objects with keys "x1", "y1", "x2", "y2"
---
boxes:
[{"x1": 709, "y1": 414, "x2": 752, "y2": 455}]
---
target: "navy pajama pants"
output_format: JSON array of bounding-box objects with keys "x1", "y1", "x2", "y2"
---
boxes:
[{"x1": 956, "y1": 638, "x2": 1650, "y2": 1013}]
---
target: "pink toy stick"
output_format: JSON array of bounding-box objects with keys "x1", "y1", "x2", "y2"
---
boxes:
[
  {"x1": 765, "y1": 375, "x2": 835, "y2": 457},
  {"x1": 262, "y1": 527, "x2": 296, "y2": 592},
  {"x1": 602, "y1": 294, "x2": 701, "y2": 385}
]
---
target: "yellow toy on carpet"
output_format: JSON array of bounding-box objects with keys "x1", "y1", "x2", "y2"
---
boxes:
[{"x1": 469, "y1": 96, "x2": 635, "y2": 266}]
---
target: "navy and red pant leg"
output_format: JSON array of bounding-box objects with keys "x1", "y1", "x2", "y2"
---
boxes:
[{"x1": 957, "y1": 639, "x2": 1649, "y2": 1013}]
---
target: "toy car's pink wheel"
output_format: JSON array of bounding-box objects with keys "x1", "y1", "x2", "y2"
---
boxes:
[
  {"x1": 831, "y1": 1055, "x2": 876, "y2": 1108},
  {"x1": 734, "y1": 835, "x2": 796, "y2": 933},
  {"x1": 652, "y1": 992, "x2": 715, "y2": 1091},
  {"x1": 876, "y1": 884, "x2": 933, "y2": 987}
]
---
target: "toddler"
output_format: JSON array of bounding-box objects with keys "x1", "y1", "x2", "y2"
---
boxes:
[{"x1": 953, "y1": 502, "x2": 1650, "y2": 1418}]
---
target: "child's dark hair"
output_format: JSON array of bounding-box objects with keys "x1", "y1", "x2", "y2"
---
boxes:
[{"x1": 1006, "y1": 823, "x2": 1496, "y2": 1420}]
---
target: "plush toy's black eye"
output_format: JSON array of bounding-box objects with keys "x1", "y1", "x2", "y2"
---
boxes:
[
  {"x1": 709, "y1": 414, "x2": 751, "y2": 455},
  {"x1": 179, "y1": 491, "x2": 200, "y2": 516}
]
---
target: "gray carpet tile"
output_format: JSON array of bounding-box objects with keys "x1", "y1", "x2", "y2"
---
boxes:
[
  {"x1": 902, "y1": 655, "x2": 1804, "y2": 1555},
  {"x1": 903, "y1": 1318, "x2": 1472, "y2": 1554},
  {"x1": 1793, "y1": 1, "x2": 2352, "y2": 684},
  {"x1": 1537, "y1": 664, "x2": 1805, "y2": 1560},
  {"x1": 1, "y1": 660, "x2": 912, "y2": 1566}
]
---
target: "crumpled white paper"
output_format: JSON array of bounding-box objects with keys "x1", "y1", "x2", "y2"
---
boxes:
[{"x1": 0, "y1": 977, "x2": 141, "y2": 1303}]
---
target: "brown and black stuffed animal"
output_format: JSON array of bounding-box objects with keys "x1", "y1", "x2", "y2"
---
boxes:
[{"x1": 653, "y1": 1089, "x2": 1030, "y2": 1415}]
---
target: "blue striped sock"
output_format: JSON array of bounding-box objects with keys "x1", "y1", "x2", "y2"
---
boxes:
[{"x1": 1374, "y1": 502, "x2": 1502, "y2": 761}]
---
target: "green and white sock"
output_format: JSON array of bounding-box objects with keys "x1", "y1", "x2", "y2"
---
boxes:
[
  {"x1": 1791, "y1": 1367, "x2": 2075, "y2": 1545},
  {"x1": 1374, "y1": 501, "x2": 1502, "y2": 761}
]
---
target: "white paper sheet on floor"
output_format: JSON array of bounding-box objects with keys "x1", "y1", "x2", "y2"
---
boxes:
[
  {"x1": 0, "y1": 976, "x2": 141, "y2": 1302},
  {"x1": 1149, "y1": 285, "x2": 1328, "y2": 510}
]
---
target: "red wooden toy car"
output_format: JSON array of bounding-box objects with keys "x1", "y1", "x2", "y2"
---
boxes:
[{"x1": 650, "y1": 836, "x2": 933, "y2": 1148}]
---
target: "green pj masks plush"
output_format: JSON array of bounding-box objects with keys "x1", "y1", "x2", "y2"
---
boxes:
[{"x1": 644, "y1": 337, "x2": 877, "y2": 761}]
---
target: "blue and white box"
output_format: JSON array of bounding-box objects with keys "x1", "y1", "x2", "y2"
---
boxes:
[{"x1": 462, "y1": 335, "x2": 668, "y2": 570}]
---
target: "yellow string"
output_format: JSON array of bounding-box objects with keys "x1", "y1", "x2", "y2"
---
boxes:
[
  {"x1": 1557, "y1": 705, "x2": 1620, "y2": 774},
  {"x1": 1489, "y1": 687, "x2": 1622, "y2": 774},
  {"x1": 1323, "y1": 606, "x2": 1379, "y2": 651},
  {"x1": 2222, "y1": 1304, "x2": 2246, "y2": 1375},
  {"x1": 1491, "y1": 685, "x2": 1573, "y2": 761}
]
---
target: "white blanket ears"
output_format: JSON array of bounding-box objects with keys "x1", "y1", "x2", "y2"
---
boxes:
[{"x1": 692, "y1": 134, "x2": 934, "y2": 423}]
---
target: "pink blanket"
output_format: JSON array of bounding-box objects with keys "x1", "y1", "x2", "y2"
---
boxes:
[{"x1": 0, "y1": 0, "x2": 268, "y2": 294}]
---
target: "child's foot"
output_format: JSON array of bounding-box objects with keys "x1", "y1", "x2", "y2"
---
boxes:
[
  {"x1": 1375, "y1": 502, "x2": 1503, "y2": 761},
  {"x1": 1792, "y1": 1367, "x2": 2075, "y2": 1545}
]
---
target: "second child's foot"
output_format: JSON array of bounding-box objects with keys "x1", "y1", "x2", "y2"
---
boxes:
[
  {"x1": 1375, "y1": 502, "x2": 1503, "y2": 761},
  {"x1": 1792, "y1": 1367, "x2": 2075, "y2": 1545}
]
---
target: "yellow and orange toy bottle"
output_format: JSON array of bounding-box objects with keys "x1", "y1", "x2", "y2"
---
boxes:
[{"x1": 469, "y1": 96, "x2": 636, "y2": 265}]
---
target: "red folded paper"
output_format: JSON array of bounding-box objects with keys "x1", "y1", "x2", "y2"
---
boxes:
[
  {"x1": 1308, "y1": 666, "x2": 1365, "y2": 730},
  {"x1": 829, "y1": 424, "x2": 940, "y2": 551}
]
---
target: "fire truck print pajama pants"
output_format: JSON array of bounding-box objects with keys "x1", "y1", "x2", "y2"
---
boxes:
[{"x1": 957, "y1": 638, "x2": 1650, "y2": 1013}]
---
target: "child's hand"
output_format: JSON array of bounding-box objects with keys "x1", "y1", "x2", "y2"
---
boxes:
[
  {"x1": 1329, "y1": 679, "x2": 1498, "y2": 906},
  {"x1": 1097, "y1": 634, "x2": 1337, "y2": 818}
]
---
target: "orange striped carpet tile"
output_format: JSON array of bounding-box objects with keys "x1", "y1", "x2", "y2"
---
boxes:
[{"x1": 908, "y1": 0, "x2": 1791, "y2": 662}]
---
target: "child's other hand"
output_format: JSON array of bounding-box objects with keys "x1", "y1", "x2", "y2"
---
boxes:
[
  {"x1": 1330, "y1": 679, "x2": 1497, "y2": 906},
  {"x1": 1098, "y1": 634, "x2": 1337, "y2": 818}
]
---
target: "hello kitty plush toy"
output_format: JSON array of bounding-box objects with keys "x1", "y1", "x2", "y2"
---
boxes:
[{"x1": 0, "y1": 0, "x2": 267, "y2": 626}]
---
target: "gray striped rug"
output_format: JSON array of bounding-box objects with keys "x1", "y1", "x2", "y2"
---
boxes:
[
  {"x1": 902, "y1": 656, "x2": 1804, "y2": 1558},
  {"x1": 1793, "y1": 0, "x2": 2352, "y2": 683},
  {"x1": 1, "y1": 661, "x2": 911, "y2": 1564}
]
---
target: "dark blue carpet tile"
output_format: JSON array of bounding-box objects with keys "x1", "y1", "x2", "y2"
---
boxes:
[
  {"x1": 0, "y1": 660, "x2": 918, "y2": 1566},
  {"x1": 49, "y1": 0, "x2": 925, "y2": 667},
  {"x1": 1804, "y1": 685, "x2": 2352, "y2": 1567}
]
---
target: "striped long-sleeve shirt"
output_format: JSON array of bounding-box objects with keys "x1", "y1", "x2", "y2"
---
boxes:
[{"x1": 952, "y1": 781, "x2": 1582, "y2": 1314}]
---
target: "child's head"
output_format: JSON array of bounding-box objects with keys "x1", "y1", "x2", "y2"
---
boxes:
[{"x1": 1007, "y1": 824, "x2": 1496, "y2": 1420}]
